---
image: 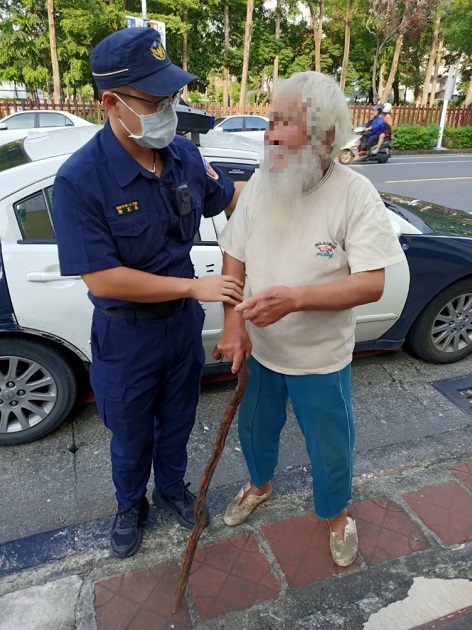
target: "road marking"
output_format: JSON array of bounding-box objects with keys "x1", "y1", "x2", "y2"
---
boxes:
[
  {"x1": 364, "y1": 577, "x2": 472, "y2": 630},
  {"x1": 351, "y1": 159, "x2": 472, "y2": 166},
  {"x1": 385, "y1": 176, "x2": 472, "y2": 183},
  {"x1": 392, "y1": 155, "x2": 472, "y2": 159},
  {"x1": 391, "y1": 160, "x2": 472, "y2": 165}
]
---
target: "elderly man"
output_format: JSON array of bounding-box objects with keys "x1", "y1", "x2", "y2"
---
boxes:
[{"x1": 214, "y1": 72, "x2": 405, "y2": 567}]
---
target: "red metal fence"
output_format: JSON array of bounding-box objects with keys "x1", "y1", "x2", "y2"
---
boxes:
[
  {"x1": 349, "y1": 103, "x2": 472, "y2": 127},
  {"x1": 1, "y1": 99, "x2": 471, "y2": 128},
  {"x1": 194, "y1": 103, "x2": 472, "y2": 127}
]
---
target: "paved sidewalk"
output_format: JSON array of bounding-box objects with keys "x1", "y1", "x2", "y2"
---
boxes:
[{"x1": 1, "y1": 456, "x2": 472, "y2": 629}]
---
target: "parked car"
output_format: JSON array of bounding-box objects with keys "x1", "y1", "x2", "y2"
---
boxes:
[
  {"x1": 0, "y1": 110, "x2": 95, "y2": 145},
  {"x1": 213, "y1": 115, "x2": 268, "y2": 141},
  {"x1": 0, "y1": 125, "x2": 260, "y2": 446},
  {"x1": 0, "y1": 126, "x2": 471, "y2": 446},
  {"x1": 0, "y1": 109, "x2": 93, "y2": 132},
  {"x1": 197, "y1": 129, "x2": 264, "y2": 159}
]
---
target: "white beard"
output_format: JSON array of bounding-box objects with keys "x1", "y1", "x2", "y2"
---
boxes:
[{"x1": 254, "y1": 145, "x2": 329, "y2": 245}]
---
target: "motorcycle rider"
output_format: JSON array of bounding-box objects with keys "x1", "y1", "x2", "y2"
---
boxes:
[
  {"x1": 372, "y1": 103, "x2": 393, "y2": 155},
  {"x1": 359, "y1": 105, "x2": 385, "y2": 155}
]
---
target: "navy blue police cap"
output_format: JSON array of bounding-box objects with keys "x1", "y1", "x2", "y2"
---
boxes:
[{"x1": 90, "y1": 28, "x2": 197, "y2": 96}]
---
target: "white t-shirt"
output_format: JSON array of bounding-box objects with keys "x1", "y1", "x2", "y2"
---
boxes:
[{"x1": 218, "y1": 161, "x2": 406, "y2": 375}]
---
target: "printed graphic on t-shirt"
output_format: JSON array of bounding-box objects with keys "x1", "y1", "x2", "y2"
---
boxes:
[{"x1": 315, "y1": 241, "x2": 337, "y2": 258}]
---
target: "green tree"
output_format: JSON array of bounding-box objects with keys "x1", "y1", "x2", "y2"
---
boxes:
[
  {"x1": 58, "y1": 0, "x2": 123, "y2": 99},
  {"x1": 0, "y1": 0, "x2": 51, "y2": 96},
  {"x1": 442, "y1": 0, "x2": 472, "y2": 105},
  {"x1": 367, "y1": 0, "x2": 430, "y2": 101}
]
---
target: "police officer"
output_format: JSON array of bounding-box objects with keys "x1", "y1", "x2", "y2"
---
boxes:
[{"x1": 52, "y1": 28, "x2": 245, "y2": 558}]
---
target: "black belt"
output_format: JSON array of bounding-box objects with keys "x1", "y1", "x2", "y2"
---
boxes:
[{"x1": 100, "y1": 299, "x2": 186, "y2": 320}]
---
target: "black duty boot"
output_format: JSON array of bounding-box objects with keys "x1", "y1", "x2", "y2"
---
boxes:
[
  {"x1": 110, "y1": 496, "x2": 149, "y2": 558},
  {"x1": 152, "y1": 483, "x2": 209, "y2": 530}
]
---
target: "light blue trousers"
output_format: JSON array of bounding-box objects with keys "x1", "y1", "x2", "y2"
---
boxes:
[{"x1": 238, "y1": 356, "x2": 355, "y2": 519}]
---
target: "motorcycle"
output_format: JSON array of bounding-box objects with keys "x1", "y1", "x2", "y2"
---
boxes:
[{"x1": 338, "y1": 126, "x2": 391, "y2": 165}]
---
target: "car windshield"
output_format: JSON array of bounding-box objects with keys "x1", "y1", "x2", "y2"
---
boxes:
[
  {"x1": 214, "y1": 118, "x2": 226, "y2": 125},
  {"x1": 0, "y1": 140, "x2": 29, "y2": 173},
  {"x1": 382, "y1": 193, "x2": 472, "y2": 237}
]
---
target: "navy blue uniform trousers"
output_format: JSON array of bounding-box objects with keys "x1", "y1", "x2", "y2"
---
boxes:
[{"x1": 89, "y1": 299, "x2": 205, "y2": 509}]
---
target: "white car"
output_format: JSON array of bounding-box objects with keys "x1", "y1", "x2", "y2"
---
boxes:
[
  {"x1": 1, "y1": 123, "x2": 470, "y2": 446},
  {"x1": 213, "y1": 115, "x2": 268, "y2": 141},
  {"x1": 0, "y1": 110, "x2": 94, "y2": 145},
  {"x1": 0, "y1": 109, "x2": 94, "y2": 131},
  {"x1": 0, "y1": 126, "x2": 259, "y2": 445}
]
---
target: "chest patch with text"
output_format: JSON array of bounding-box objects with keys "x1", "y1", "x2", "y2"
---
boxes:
[
  {"x1": 114, "y1": 201, "x2": 140, "y2": 216},
  {"x1": 315, "y1": 241, "x2": 337, "y2": 258}
]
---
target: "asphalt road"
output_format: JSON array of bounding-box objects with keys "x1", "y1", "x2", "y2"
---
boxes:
[
  {"x1": 350, "y1": 152, "x2": 472, "y2": 213},
  {"x1": 2, "y1": 350, "x2": 472, "y2": 545}
]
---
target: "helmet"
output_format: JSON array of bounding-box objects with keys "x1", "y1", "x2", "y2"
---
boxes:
[{"x1": 383, "y1": 103, "x2": 392, "y2": 113}]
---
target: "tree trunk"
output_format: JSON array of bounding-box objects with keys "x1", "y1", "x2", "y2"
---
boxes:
[
  {"x1": 273, "y1": 0, "x2": 281, "y2": 98},
  {"x1": 47, "y1": 0, "x2": 61, "y2": 103},
  {"x1": 378, "y1": 60, "x2": 386, "y2": 101},
  {"x1": 223, "y1": 4, "x2": 230, "y2": 111},
  {"x1": 261, "y1": 83, "x2": 271, "y2": 105},
  {"x1": 309, "y1": 1, "x2": 324, "y2": 73},
  {"x1": 380, "y1": 33, "x2": 403, "y2": 103},
  {"x1": 429, "y1": 38, "x2": 443, "y2": 106},
  {"x1": 239, "y1": 0, "x2": 254, "y2": 108},
  {"x1": 339, "y1": 0, "x2": 352, "y2": 92},
  {"x1": 372, "y1": 43, "x2": 381, "y2": 102},
  {"x1": 182, "y1": 9, "x2": 189, "y2": 101},
  {"x1": 421, "y1": 15, "x2": 440, "y2": 106}
]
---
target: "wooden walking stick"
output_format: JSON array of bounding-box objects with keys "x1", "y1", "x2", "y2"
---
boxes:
[{"x1": 173, "y1": 357, "x2": 249, "y2": 613}]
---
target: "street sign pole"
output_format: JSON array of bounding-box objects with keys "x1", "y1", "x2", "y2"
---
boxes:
[
  {"x1": 141, "y1": 0, "x2": 147, "y2": 24},
  {"x1": 436, "y1": 64, "x2": 456, "y2": 151}
]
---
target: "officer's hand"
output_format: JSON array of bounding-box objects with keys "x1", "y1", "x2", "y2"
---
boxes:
[
  {"x1": 191, "y1": 275, "x2": 244, "y2": 305},
  {"x1": 213, "y1": 327, "x2": 252, "y2": 374},
  {"x1": 235, "y1": 286, "x2": 295, "y2": 327}
]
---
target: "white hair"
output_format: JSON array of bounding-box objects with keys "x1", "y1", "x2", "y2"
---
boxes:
[{"x1": 276, "y1": 72, "x2": 352, "y2": 158}]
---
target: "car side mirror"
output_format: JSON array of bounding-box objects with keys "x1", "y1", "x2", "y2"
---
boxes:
[
  {"x1": 0, "y1": 123, "x2": 7, "y2": 130},
  {"x1": 390, "y1": 219, "x2": 402, "y2": 238}
]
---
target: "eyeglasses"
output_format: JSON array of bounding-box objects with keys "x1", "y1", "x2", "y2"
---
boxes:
[{"x1": 112, "y1": 90, "x2": 182, "y2": 112}]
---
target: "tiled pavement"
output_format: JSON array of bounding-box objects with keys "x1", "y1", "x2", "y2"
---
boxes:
[{"x1": 94, "y1": 459, "x2": 472, "y2": 630}]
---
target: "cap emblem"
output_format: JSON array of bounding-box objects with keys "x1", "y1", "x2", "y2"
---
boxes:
[{"x1": 150, "y1": 40, "x2": 166, "y2": 61}]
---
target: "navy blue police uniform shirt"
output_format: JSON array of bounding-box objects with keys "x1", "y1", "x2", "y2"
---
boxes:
[{"x1": 52, "y1": 121, "x2": 235, "y2": 310}]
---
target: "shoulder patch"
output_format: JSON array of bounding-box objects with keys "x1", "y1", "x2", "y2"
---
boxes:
[{"x1": 202, "y1": 157, "x2": 219, "y2": 181}]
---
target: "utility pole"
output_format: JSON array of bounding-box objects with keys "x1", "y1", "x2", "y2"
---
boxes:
[{"x1": 436, "y1": 65, "x2": 456, "y2": 151}]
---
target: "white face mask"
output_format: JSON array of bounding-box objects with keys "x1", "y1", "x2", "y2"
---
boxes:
[{"x1": 115, "y1": 94, "x2": 178, "y2": 149}]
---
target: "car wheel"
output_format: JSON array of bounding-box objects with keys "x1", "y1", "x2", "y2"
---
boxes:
[
  {"x1": 407, "y1": 279, "x2": 472, "y2": 363},
  {"x1": 0, "y1": 338, "x2": 78, "y2": 446},
  {"x1": 338, "y1": 149, "x2": 354, "y2": 165}
]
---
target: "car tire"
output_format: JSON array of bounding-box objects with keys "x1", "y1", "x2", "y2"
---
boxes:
[
  {"x1": 407, "y1": 279, "x2": 472, "y2": 364},
  {"x1": 0, "y1": 338, "x2": 78, "y2": 446},
  {"x1": 338, "y1": 149, "x2": 354, "y2": 165}
]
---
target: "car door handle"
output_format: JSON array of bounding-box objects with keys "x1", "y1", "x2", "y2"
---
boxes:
[{"x1": 26, "y1": 272, "x2": 81, "y2": 282}]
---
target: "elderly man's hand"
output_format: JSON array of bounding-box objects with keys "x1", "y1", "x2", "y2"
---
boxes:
[
  {"x1": 235, "y1": 286, "x2": 295, "y2": 327},
  {"x1": 213, "y1": 327, "x2": 252, "y2": 374}
]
